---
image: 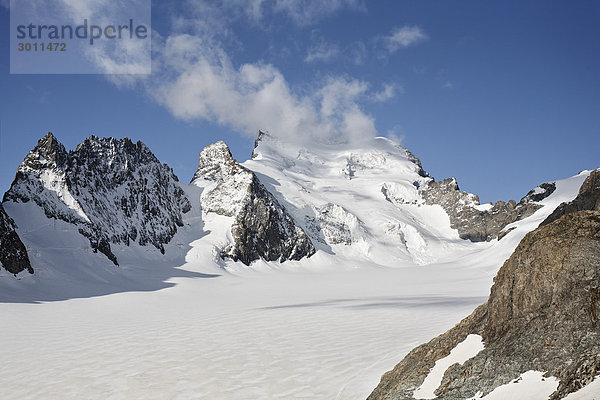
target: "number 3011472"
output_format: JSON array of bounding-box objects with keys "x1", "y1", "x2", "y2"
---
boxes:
[{"x1": 17, "y1": 42, "x2": 66, "y2": 51}]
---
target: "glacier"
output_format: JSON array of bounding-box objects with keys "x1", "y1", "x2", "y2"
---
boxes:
[{"x1": 0, "y1": 131, "x2": 594, "y2": 400}]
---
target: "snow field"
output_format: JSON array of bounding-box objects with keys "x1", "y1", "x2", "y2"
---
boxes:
[
  {"x1": 0, "y1": 266, "x2": 487, "y2": 400},
  {"x1": 1, "y1": 135, "x2": 595, "y2": 399}
]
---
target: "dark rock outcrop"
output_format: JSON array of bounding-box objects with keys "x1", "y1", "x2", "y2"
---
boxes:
[
  {"x1": 4, "y1": 132, "x2": 191, "y2": 265},
  {"x1": 369, "y1": 210, "x2": 600, "y2": 399},
  {"x1": 420, "y1": 178, "x2": 547, "y2": 242},
  {"x1": 403, "y1": 148, "x2": 430, "y2": 179},
  {"x1": 521, "y1": 182, "x2": 557, "y2": 204},
  {"x1": 0, "y1": 202, "x2": 33, "y2": 275},
  {"x1": 193, "y1": 141, "x2": 315, "y2": 265},
  {"x1": 541, "y1": 169, "x2": 600, "y2": 226}
]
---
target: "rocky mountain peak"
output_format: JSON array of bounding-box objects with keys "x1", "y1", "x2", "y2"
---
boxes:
[
  {"x1": 4, "y1": 133, "x2": 191, "y2": 265},
  {"x1": 419, "y1": 176, "x2": 546, "y2": 242},
  {"x1": 193, "y1": 140, "x2": 315, "y2": 265},
  {"x1": 21, "y1": 131, "x2": 68, "y2": 171},
  {"x1": 75, "y1": 135, "x2": 156, "y2": 163},
  {"x1": 192, "y1": 140, "x2": 244, "y2": 183},
  {"x1": 71, "y1": 135, "x2": 179, "y2": 186}
]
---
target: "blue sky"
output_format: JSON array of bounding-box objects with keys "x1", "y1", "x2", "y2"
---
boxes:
[{"x1": 1, "y1": 0, "x2": 598, "y2": 203}]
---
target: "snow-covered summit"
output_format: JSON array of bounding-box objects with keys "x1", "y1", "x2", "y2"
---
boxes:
[
  {"x1": 4, "y1": 133, "x2": 191, "y2": 265},
  {"x1": 251, "y1": 132, "x2": 428, "y2": 180},
  {"x1": 243, "y1": 132, "x2": 580, "y2": 266},
  {"x1": 245, "y1": 134, "x2": 455, "y2": 265},
  {"x1": 1, "y1": 130, "x2": 590, "y2": 277}
]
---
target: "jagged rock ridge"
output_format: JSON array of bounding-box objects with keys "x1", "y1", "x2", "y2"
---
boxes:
[
  {"x1": 356, "y1": 140, "x2": 551, "y2": 243},
  {"x1": 419, "y1": 177, "x2": 551, "y2": 242},
  {"x1": 193, "y1": 141, "x2": 315, "y2": 265},
  {"x1": 4, "y1": 132, "x2": 191, "y2": 265},
  {"x1": 0, "y1": 202, "x2": 33, "y2": 275},
  {"x1": 368, "y1": 172, "x2": 600, "y2": 400}
]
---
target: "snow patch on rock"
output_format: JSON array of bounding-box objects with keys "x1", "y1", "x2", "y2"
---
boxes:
[
  {"x1": 414, "y1": 334, "x2": 485, "y2": 399},
  {"x1": 466, "y1": 371, "x2": 559, "y2": 400}
]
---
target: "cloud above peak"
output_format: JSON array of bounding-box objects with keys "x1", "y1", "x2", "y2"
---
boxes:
[
  {"x1": 150, "y1": 35, "x2": 378, "y2": 144},
  {"x1": 81, "y1": 0, "x2": 406, "y2": 145}
]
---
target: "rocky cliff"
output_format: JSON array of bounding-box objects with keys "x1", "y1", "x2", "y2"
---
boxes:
[
  {"x1": 420, "y1": 178, "x2": 551, "y2": 242},
  {"x1": 0, "y1": 202, "x2": 33, "y2": 275},
  {"x1": 193, "y1": 141, "x2": 315, "y2": 265},
  {"x1": 3, "y1": 132, "x2": 191, "y2": 265},
  {"x1": 369, "y1": 172, "x2": 600, "y2": 400}
]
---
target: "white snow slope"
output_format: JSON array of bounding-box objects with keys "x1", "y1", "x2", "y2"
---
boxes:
[{"x1": 0, "y1": 135, "x2": 595, "y2": 400}]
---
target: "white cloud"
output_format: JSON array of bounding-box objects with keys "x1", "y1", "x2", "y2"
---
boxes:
[
  {"x1": 183, "y1": 0, "x2": 364, "y2": 28},
  {"x1": 318, "y1": 77, "x2": 368, "y2": 116},
  {"x1": 371, "y1": 83, "x2": 401, "y2": 102},
  {"x1": 385, "y1": 125, "x2": 406, "y2": 144},
  {"x1": 26, "y1": 0, "x2": 152, "y2": 75},
  {"x1": 305, "y1": 39, "x2": 340, "y2": 63},
  {"x1": 385, "y1": 26, "x2": 427, "y2": 52},
  {"x1": 85, "y1": 0, "x2": 377, "y2": 144},
  {"x1": 148, "y1": 36, "x2": 376, "y2": 144},
  {"x1": 272, "y1": 0, "x2": 364, "y2": 26},
  {"x1": 442, "y1": 81, "x2": 455, "y2": 89},
  {"x1": 316, "y1": 77, "x2": 376, "y2": 140}
]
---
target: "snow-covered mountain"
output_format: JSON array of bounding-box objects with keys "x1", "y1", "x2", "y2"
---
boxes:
[
  {"x1": 0, "y1": 130, "x2": 589, "y2": 277},
  {"x1": 1, "y1": 131, "x2": 597, "y2": 400},
  {"x1": 3, "y1": 133, "x2": 191, "y2": 266},
  {"x1": 242, "y1": 131, "x2": 568, "y2": 267},
  {"x1": 191, "y1": 140, "x2": 315, "y2": 265}
]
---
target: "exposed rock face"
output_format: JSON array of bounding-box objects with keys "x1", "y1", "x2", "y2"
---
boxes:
[
  {"x1": 4, "y1": 132, "x2": 191, "y2": 265},
  {"x1": 403, "y1": 148, "x2": 429, "y2": 179},
  {"x1": 312, "y1": 203, "x2": 367, "y2": 246},
  {"x1": 193, "y1": 141, "x2": 315, "y2": 265},
  {"x1": 0, "y1": 202, "x2": 33, "y2": 275},
  {"x1": 541, "y1": 169, "x2": 600, "y2": 226},
  {"x1": 369, "y1": 211, "x2": 600, "y2": 400},
  {"x1": 521, "y1": 181, "x2": 557, "y2": 203},
  {"x1": 420, "y1": 178, "x2": 546, "y2": 242}
]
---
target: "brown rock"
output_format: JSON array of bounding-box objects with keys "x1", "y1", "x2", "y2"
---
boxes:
[{"x1": 369, "y1": 210, "x2": 600, "y2": 400}]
